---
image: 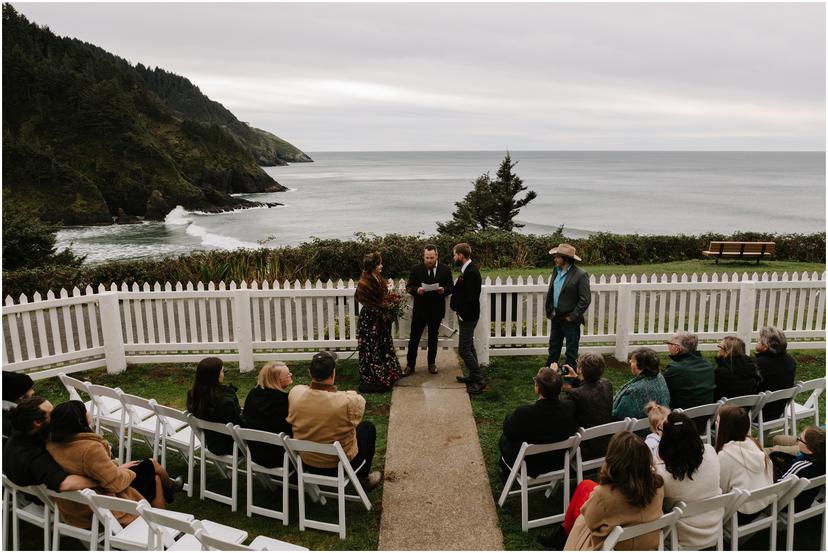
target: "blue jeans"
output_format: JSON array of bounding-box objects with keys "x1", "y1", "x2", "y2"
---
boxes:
[{"x1": 546, "y1": 317, "x2": 581, "y2": 368}]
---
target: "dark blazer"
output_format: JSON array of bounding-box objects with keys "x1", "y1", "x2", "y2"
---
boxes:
[
  {"x1": 499, "y1": 397, "x2": 576, "y2": 477},
  {"x1": 195, "y1": 384, "x2": 243, "y2": 455},
  {"x1": 755, "y1": 350, "x2": 797, "y2": 420},
  {"x1": 242, "y1": 387, "x2": 292, "y2": 468},
  {"x1": 450, "y1": 261, "x2": 482, "y2": 322},
  {"x1": 566, "y1": 379, "x2": 614, "y2": 460},
  {"x1": 545, "y1": 264, "x2": 591, "y2": 324},
  {"x1": 3, "y1": 431, "x2": 69, "y2": 491},
  {"x1": 714, "y1": 356, "x2": 760, "y2": 401},
  {"x1": 663, "y1": 351, "x2": 716, "y2": 409},
  {"x1": 406, "y1": 262, "x2": 454, "y2": 320}
]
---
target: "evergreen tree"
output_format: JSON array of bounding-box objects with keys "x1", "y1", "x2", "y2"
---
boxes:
[
  {"x1": 436, "y1": 173, "x2": 496, "y2": 234},
  {"x1": 490, "y1": 152, "x2": 537, "y2": 231}
]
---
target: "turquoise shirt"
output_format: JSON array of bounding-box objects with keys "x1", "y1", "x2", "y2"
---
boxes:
[{"x1": 552, "y1": 265, "x2": 571, "y2": 308}]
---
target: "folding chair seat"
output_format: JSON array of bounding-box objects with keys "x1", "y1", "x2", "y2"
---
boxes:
[
  {"x1": 283, "y1": 437, "x2": 372, "y2": 539},
  {"x1": 2, "y1": 475, "x2": 52, "y2": 551},
  {"x1": 497, "y1": 435, "x2": 580, "y2": 532},
  {"x1": 791, "y1": 378, "x2": 825, "y2": 427},
  {"x1": 573, "y1": 420, "x2": 627, "y2": 483},
  {"x1": 675, "y1": 401, "x2": 722, "y2": 445},
  {"x1": 673, "y1": 490, "x2": 744, "y2": 550},
  {"x1": 722, "y1": 394, "x2": 766, "y2": 424},
  {"x1": 754, "y1": 386, "x2": 799, "y2": 444},
  {"x1": 153, "y1": 404, "x2": 198, "y2": 496},
  {"x1": 196, "y1": 529, "x2": 309, "y2": 551},
  {"x1": 600, "y1": 508, "x2": 680, "y2": 551},
  {"x1": 42, "y1": 487, "x2": 101, "y2": 550},
  {"x1": 140, "y1": 506, "x2": 247, "y2": 551},
  {"x1": 725, "y1": 478, "x2": 797, "y2": 551},
  {"x1": 81, "y1": 489, "x2": 157, "y2": 551},
  {"x1": 777, "y1": 474, "x2": 826, "y2": 551},
  {"x1": 232, "y1": 426, "x2": 292, "y2": 524},
  {"x1": 188, "y1": 416, "x2": 242, "y2": 511},
  {"x1": 120, "y1": 393, "x2": 162, "y2": 462}
]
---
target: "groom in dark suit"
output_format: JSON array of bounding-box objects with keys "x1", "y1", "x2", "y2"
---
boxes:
[
  {"x1": 450, "y1": 243, "x2": 485, "y2": 395},
  {"x1": 403, "y1": 245, "x2": 454, "y2": 376}
]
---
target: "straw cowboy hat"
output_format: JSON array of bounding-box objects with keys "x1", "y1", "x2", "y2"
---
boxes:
[{"x1": 548, "y1": 243, "x2": 582, "y2": 262}]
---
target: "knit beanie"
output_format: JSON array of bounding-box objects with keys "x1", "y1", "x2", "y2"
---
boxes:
[{"x1": 3, "y1": 372, "x2": 34, "y2": 402}]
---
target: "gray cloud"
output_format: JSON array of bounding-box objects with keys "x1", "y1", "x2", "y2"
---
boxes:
[{"x1": 14, "y1": 2, "x2": 825, "y2": 151}]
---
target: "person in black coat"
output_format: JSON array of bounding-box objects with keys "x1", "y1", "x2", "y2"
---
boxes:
[
  {"x1": 403, "y1": 245, "x2": 454, "y2": 376},
  {"x1": 714, "y1": 336, "x2": 760, "y2": 401},
  {"x1": 754, "y1": 326, "x2": 797, "y2": 421},
  {"x1": 499, "y1": 367, "x2": 576, "y2": 480},
  {"x1": 450, "y1": 243, "x2": 485, "y2": 395},
  {"x1": 544, "y1": 243, "x2": 591, "y2": 368},
  {"x1": 186, "y1": 357, "x2": 243, "y2": 455},
  {"x1": 561, "y1": 352, "x2": 613, "y2": 461},
  {"x1": 242, "y1": 362, "x2": 294, "y2": 468}
]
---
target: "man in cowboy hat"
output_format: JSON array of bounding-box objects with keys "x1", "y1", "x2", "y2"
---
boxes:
[{"x1": 545, "y1": 243, "x2": 591, "y2": 369}]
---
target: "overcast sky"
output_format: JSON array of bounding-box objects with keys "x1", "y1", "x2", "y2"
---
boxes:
[{"x1": 13, "y1": 2, "x2": 826, "y2": 152}]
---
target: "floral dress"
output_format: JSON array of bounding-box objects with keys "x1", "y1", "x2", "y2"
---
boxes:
[{"x1": 355, "y1": 273, "x2": 402, "y2": 390}]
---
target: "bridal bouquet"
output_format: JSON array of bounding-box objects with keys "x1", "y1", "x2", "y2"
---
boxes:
[{"x1": 385, "y1": 291, "x2": 409, "y2": 323}]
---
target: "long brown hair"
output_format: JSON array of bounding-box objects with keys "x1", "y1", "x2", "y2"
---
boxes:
[
  {"x1": 715, "y1": 404, "x2": 769, "y2": 469},
  {"x1": 599, "y1": 431, "x2": 664, "y2": 508}
]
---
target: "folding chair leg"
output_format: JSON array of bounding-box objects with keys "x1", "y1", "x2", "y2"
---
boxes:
[
  {"x1": 297, "y1": 472, "x2": 307, "y2": 532},
  {"x1": 282, "y1": 471, "x2": 290, "y2": 526},
  {"x1": 786, "y1": 511, "x2": 794, "y2": 551},
  {"x1": 12, "y1": 494, "x2": 19, "y2": 552},
  {"x1": 246, "y1": 467, "x2": 254, "y2": 518},
  {"x1": 338, "y1": 476, "x2": 346, "y2": 539},
  {"x1": 520, "y1": 474, "x2": 529, "y2": 532}
]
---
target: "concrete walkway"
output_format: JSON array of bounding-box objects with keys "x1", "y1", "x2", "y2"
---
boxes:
[{"x1": 378, "y1": 348, "x2": 503, "y2": 550}]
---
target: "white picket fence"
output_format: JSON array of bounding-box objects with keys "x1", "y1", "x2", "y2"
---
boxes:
[{"x1": 2, "y1": 271, "x2": 825, "y2": 380}]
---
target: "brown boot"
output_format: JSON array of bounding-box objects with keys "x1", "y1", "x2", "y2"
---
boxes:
[
  {"x1": 428, "y1": 363, "x2": 438, "y2": 374},
  {"x1": 402, "y1": 365, "x2": 415, "y2": 377}
]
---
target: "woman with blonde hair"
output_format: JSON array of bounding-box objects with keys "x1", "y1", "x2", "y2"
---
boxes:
[
  {"x1": 242, "y1": 362, "x2": 293, "y2": 467},
  {"x1": 714, "y1": 336, "x2": 760, "y2": 400},
  {"x1": 643, "y1": 401, "x2": 670, "y2": 461}
]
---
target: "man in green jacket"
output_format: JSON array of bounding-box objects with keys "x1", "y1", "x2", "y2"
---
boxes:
[{"x1": 664, "y1": 332, "x2": 716, "y2": 409}]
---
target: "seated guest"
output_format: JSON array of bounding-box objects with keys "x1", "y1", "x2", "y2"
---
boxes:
[
  {"x1": 715, "y1": 404, "x2": 773, "y2": 522},
  {"x1": 287, "y1": 351, "x2": 382, "y2": 489},
  {"x1": 47, "y1": 401, "x2": 182, "y2": 528},
  {"x1": 3, "y1": 372, "x2": 35, "y2": 442},
  {"x1": 561, "y1": 353, "x2": 613, "y2": 462},
  {"x1": 754, "y1": 326, "x2": 796, "y2": 420},
  {"x1": 777, "y1": 427, "x2": 825, "y2": 511},
  {"x1": 612, "y1": 347, "x2": 670, "y2": 421},
  {"x1": 499, "y1": 367, "x2": 576, "y2": 481},
  {"x1": 643, "y1": 401, "x2": 670, "y2": 461},
  {"x1": 656, "y1": 411, "x2": 722, "y2": 549},
  {"x1": 663, "y1": 332, "x2": 715, "y2": 409},
  {"x1": 564, "y1": 431, "x2": 665, "y2": 550},
  {"x1": 3, "y1": 397, "x2": 97, "y2": 492},
  {"x1": 714, "y1": 336, "x2": 760, "y2": 401},
  {"x1": 242, "y1": 361, "x2": 294, "y2": 468},
  {"x1": 186, "y1": 357, "x2": 243, "y2": 455}
]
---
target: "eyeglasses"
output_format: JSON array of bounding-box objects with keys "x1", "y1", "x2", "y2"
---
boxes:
[
  {"x1": 797, "y1": 437, "x2": 807, "y2": 445},
  {"x1": 666, "y1": 342, "x2": 680, "y2": 347}
]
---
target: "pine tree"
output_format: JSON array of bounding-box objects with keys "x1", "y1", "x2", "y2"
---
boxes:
[{"x1": 490, "y1": 152, "x2": 537, "y2": 231}]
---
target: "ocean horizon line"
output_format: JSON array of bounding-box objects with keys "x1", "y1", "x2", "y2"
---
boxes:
[{"x1": 299, "y1": 149, "x2": 826, "y2": 154}]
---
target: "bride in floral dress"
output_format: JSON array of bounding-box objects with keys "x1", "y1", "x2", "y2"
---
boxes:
[{"x1": 355, "y1": 252, "x2": 402, "y2": 393}]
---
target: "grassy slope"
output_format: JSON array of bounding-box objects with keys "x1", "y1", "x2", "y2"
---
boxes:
[{"x1": 470, "y1": 351, "x2": 827, "y2": 550}]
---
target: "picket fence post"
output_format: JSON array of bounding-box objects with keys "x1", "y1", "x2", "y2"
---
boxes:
[
  {"x1": 99, "y1": 292, "x2": 126, "y2": 374},
  {"x1": 614, "y1": 282, "x2": 633, "y2": 362},
  {"x1": 737, "y1": 280, "x2": 757, "y2": 348},
  {"x1": 233, "y1": 287, "x2": 254, "y2": 372}
]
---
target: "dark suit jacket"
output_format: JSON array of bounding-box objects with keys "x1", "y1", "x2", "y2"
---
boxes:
[
  {"x1": 755, "y1": 350, "x2": 797, "y2": 420},
  {"x1": 242, "y1": 386, "x2": 293, "y2": 468},
  {"x1": 545, "y1": 264, "x2": 591, "y2": 324},
  {"x1": 405, "y1": 262, "x2": 454, "y2": 320},
  {"x1": 499, "y1": 397, "x2": 576, "y2": 477},
  {"x1": 450, "y1": 261, "x2": 482, "y2": 322}
]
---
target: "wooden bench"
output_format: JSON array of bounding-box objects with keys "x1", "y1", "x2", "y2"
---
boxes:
[{"x1": 702, "y1": 241, "x2": 775, "y2": 264}]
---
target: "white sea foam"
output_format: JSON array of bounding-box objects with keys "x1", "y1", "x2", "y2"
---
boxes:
[{"x1": 164, "y1": 206, "x2": 259, "y2": 249}]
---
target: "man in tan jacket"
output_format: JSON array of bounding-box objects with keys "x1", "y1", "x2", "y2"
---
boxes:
[{"x1": 287, "y1": 351, "x2": 382, "y2": 489}]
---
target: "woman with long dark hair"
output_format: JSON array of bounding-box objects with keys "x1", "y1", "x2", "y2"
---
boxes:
[
  {"x1": 355, "y1": 252, "x2": 402, "y2": 393},
  {"x1": 656, "y1": 411, "x2": 722, "y2": 548},
  {"x1": 46, "y1": 401, "x2": 181, "y2": 529},
  {"x1": 186, "y1": 357, "x2": 243, "y2": 455},
  {"x1": 564, "y1": 431, "x2": 665, "y2": 550}
]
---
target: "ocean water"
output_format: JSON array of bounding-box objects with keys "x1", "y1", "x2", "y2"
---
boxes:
[{"x1": 56, "y1": 151, "x2": 826, "y2": 264}]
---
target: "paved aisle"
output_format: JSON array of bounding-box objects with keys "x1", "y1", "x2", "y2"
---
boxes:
[{"x1": 378, "y1": 349, "x2": 503, "y2": 550}]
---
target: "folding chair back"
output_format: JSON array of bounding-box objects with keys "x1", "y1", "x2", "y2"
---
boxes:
[
  {"x1": 82, "y1": 488, "x2": 154, "y2": 551},
  {"x1": 793, "y1": 378, "x2": 825, "y2": 427},
  {"x1": 196, "y1": 528, "x2": 256, "y2": 551},
  {"x1": 86, "y1": 383, "x2": 128, "y2": 462},
  {"x1": 673, "y1": 490, "x2": 742, "y2": 550},
  {"x1": 728, "y1": 478, "x2": 796, "y2": 550},
  {"x1": 283, "y1": 437, "x2": 371, "y2": 539},
  {"x1": 232, "y1": 426, "x2": 291, "y2": 524},
  {"x1": 778, "y1": 474, "x2": 826, "y2": 551},
  {"x1": 722, "y1": 394, "x2": 766, "y2": 423},
  {"x1": 755, "y1": 386, "x2": 798, "y2": 443},
  {"x1": 138, "y1": 505, "x2": 199, "y2": 550},
  {"x1": 196, "y1": 530, "x2": 309, "y2": 551},
  {"x1": 121, "y1": 393, "x2": 160, "y2": 462},
  {"x1": 188, "y1": 416, "x2": 241, "y2": 511},
  {"x1": 43, "y1": 487, "x2": 99, "y2": 550},
  {"x1": 601, "y1": 508, "x2": 679, "y2": 551},
  {"x1": 2, "y1": 475, "x2": 51, "y2": 550},
  {"x1": 58, "y1": 373, "x2": 92, "y2": 404},
  {"x1": 675, "y1": 401, "x2": 722, "y2": 445},
  {"x1": 574, "y1": 420, "x2": 628, "y2": 482},
  {"x1": 626, "y1": 416, "x2": 651, "y2": 434}
]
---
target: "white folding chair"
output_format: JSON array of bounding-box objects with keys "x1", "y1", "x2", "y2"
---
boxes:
[
  {"x1": 600, "y1": 508, "x2": 680, "y2": 551},
  {"x1": 120, "y1": 393, "x2": 162, "y2": 462},
  {"x1": 81, "y1": 489, "x2": 156, "y2": 551},
  {"x1": 755, "y1": 386, "x2": 799, "y2": 444},
  {"x1": 725, "y1": 478, "x2": 797, "y2": 551},
  {"x1": 792, "y1": 378, "x2": 825, "y2": 427},
  {"x1": 675, "y1": 401, "x2": 723, "y2": 445},
  {"x1": 497, "y1": 435, "x2": 580, "y2": 532},
  {"x1": 722, "y1": 394, "x2": 767, "y2": 424},
  {"x1": 2, "y1": 477, "x2": 9, "y2": 551},
  {"x1": 152, "y1": 404, "x2": 197, "y2": 491},
  {"x1": 42, "y1": 487, "x2": 100, "y2": 551},
  {"x1": 627, "y1": 416, "x2": 650, "y2": 434},
  {"x1": 86, "y1": 384, "x2": 130, "y2": 462},
  {"x1": 2, "y1": 475, "x2": 52, "y2": 551},
  {"x1": 573, "y1": 420, "x2": 627, "y2": 483},
  {"x1": 283, "y1": 437, "x2": 371, "y2": 539},
  {"x1": 232, "y1": 426, "x2": 292, "y2": 524},
  {"x1": 59, "y1": 373, "x2": 118, "y2": 416},
  {"x1": 140, "y1": 506, "x2": 246, "y2": 551},
  {"x1": 188, "y1": 416, "x2": 242, "y2": 511},
  {"x1": 195, "y1": 529, "x2": 308, "y2": 551},
  {"x1": 777, "y1": 474, "x2": 826, "y2": 552},
  {"x1": 673, "y1": 490, "x2": 745, "y2": 550}
]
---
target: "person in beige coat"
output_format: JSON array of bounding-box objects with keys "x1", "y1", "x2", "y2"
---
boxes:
[{"x1": 565, "y1": 431, "x2": 665, "y2": 551}]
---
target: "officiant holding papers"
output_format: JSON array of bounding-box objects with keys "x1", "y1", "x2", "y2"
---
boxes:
[{"x1": 403, "y1": 245, "x2": 453, "y2": 376}]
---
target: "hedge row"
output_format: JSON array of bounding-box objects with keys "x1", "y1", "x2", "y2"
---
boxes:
[{"x1": 3, "y1": 230, "x2": 824, "y2": 299}]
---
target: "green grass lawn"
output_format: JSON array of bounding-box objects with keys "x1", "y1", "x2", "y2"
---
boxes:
[
  {"x1": 469, "y1": 350, "x2": 826, "y2": 551},
  {"x1": 21, "y1": 359, "x2": 389, "y2": 551},
  {"x1": 481, "y1": 259, "x2": 825, "y2": 280}
]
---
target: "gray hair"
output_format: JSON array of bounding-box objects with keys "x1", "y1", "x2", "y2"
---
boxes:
[
  {"x1": 759, "y1": 326, "x2": 788, "y2": 355},
  {"x1": 671, "y1": 332, "x2": 698, "y2": 353}
]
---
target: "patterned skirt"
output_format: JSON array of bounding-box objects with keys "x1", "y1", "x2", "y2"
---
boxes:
[{"x1": 357, "y1": 307, "x2": 402, "y2": 388}]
